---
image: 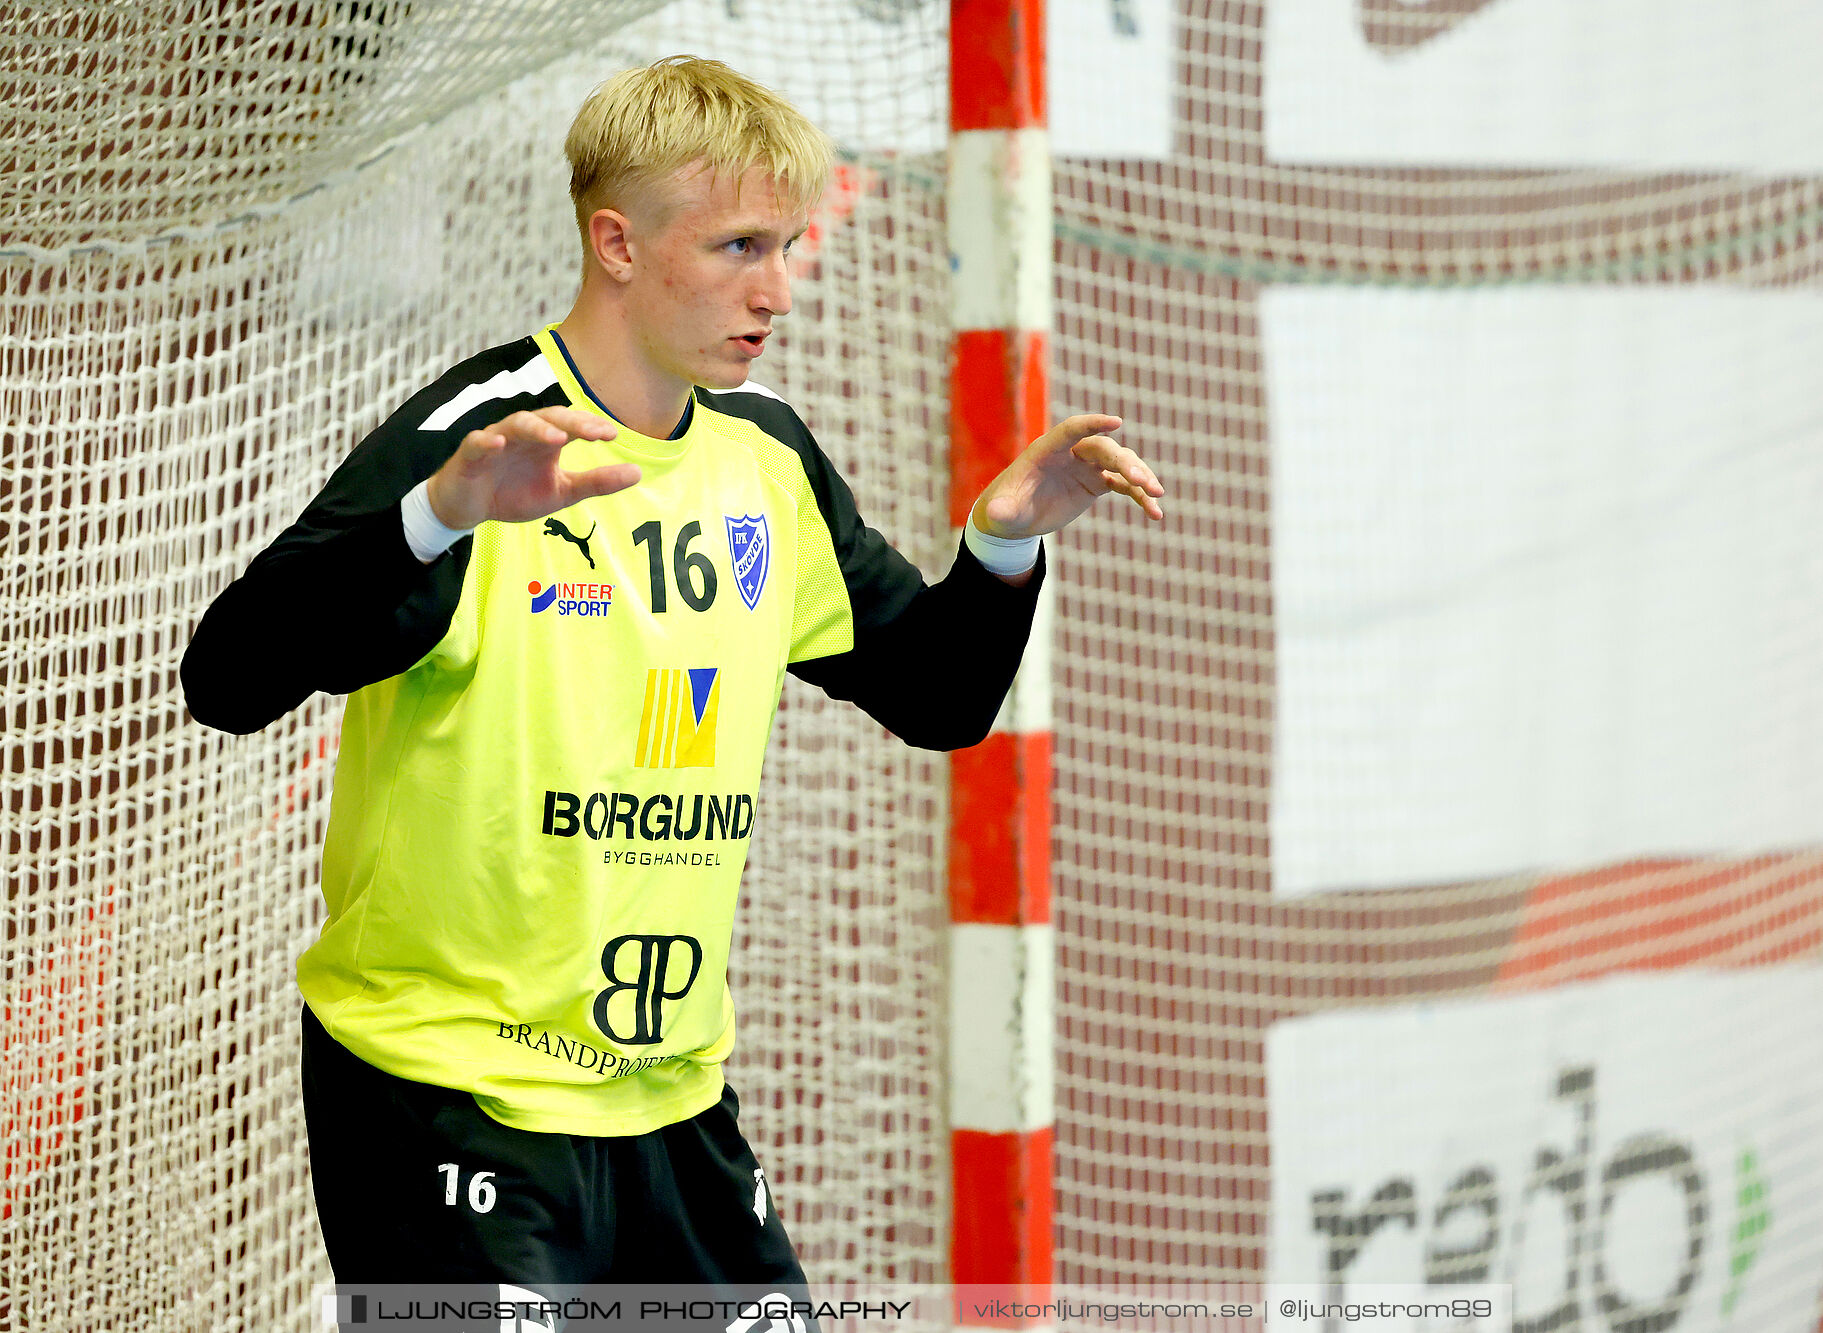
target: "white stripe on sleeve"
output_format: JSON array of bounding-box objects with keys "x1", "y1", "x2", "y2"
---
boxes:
[{"x1": 419, "y1": 352, "x2": 560, "y2": 432}]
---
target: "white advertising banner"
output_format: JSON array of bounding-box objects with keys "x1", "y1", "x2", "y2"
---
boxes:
[
  {"x1": 1265, "y1": 0, "x2": 1823, "y2": 173},
  {"x1": 1265, "y1": 284, "x2": 1823, "y2": 897},
  {"x1": 1269, "y1": 970, "x2": 1823, "y2": 1333},
  {"x1": 1049, "y1": 0, "x2": 1176, "y2": 161},
  {"x1": 640, "y1": 0, "x2": 1175, "y2": 159},
  {"x1": 639, "y1": 0, "x2": 947, "y2": 154}
]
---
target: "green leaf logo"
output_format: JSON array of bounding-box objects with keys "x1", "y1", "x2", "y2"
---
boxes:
[{"x1": 1722, "y1": 1145, "x2": 1771, "y2": 1322}]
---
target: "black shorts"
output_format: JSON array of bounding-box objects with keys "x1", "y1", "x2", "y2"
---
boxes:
[{"x1": 300, "y1": 1003, "x2": 810, "y2": 1296}]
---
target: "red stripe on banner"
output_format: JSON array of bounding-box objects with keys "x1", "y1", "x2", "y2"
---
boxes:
[
  {"x1": 950, "y1": 731, "x2": 1052, "y2": 926},
  {"x1": 951, "y1": 329, "x2": 1049, "y2": 530},
  {"x1": 951, "y1": 1127, "x2": 1054, "y2": 1295},
  {"x1": 1495, "y1": 854, "x2": 1823, "y2": 986},
  {"x1": 950, "y1": 0, "x2": 1046, "y2": 131}
]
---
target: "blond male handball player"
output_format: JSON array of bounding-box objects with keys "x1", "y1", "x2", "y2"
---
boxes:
[{"x1": 183, "y1": 55, "x2": 1162, "y2": 1307}]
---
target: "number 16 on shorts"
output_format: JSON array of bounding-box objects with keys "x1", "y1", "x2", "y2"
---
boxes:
[{"x1": 439, "y1": 1162, "x2": 498, "y2": 1213}]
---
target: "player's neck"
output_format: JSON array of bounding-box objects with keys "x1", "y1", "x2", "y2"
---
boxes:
[{"x1": 551, "y1": 305, "x2": 692, "y2": 440}]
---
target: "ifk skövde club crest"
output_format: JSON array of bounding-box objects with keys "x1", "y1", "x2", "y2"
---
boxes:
[{"x1": 725, "y1": 514, "x2": 770, "y2": 611}]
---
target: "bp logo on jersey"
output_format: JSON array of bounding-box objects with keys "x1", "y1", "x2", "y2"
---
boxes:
[
  {"x1": 594, "y1": 934, "x2": 702, "y2": 1045},
  {"x1": 725, "y1": 513, "x2": 770, "y2": 611}
]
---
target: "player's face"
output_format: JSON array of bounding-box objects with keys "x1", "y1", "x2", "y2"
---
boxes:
[{"x1": 629, "y1": 163, "x2": 810, "y2": 393}]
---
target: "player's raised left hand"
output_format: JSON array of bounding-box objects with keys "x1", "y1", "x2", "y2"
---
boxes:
[{"x1": 970, "y1": 414, "x2": 1164, "y2": 539}]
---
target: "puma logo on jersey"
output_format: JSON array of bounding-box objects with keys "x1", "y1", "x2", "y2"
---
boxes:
[
  {"x1": 752, "y1": 1168, "x2": 768, "y2": 1224},
  {"x1": 543, "y1": 517, "x2": 597, "y2": 569}
]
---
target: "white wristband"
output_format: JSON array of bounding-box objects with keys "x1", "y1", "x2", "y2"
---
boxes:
[
  {"x1": 401, "y1": 479, "x2": 474, "y2": 563},
  {"x1": 964, "y1": 515, "x2": 1041, "y2": 576}
]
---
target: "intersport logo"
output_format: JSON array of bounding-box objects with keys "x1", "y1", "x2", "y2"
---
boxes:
[
  {"x1": 528, "y1": 578, "x2": 614, "y2": 617},
  {"x1": 1358, "y1": 0, "x2": 1504, "y2": 55},
  {"x1": 1306, "y1": 1063, "x2": 1770, "y2": 1333}
]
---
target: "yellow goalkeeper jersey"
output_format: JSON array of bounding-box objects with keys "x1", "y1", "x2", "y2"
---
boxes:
[{"x1": 183, "y1": 324, "x2": 1043, "y2": 1136}]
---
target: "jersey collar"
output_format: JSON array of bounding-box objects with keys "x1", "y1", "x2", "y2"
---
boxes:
[{"x1": 539, "y1": 325, "x2": 695, "y2": 457}]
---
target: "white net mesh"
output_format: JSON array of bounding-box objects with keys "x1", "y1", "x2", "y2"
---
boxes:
[
  {"x1": 4, "y1": 2, "x2": 948, "y2": 1325},
  {"x1": 1050, "y1": 0, "x2": 1823, "y2": 1317},
  {"x1": 12, "y1": 0, "x2": 1823, "y2": 1329}
]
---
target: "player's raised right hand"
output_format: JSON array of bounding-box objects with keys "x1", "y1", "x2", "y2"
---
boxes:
[{"x1": 425, "y1": 407, "x2": 641, "y2": 530}]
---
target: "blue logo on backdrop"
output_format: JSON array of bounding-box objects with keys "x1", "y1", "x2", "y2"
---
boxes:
[{"x1": 725, "y1": 514, "x2": 770, "y2": 611}]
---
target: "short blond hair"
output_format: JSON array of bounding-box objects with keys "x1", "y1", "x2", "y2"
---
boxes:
[{"x1": 565, "y1": 56, "x2": 833, "y2": 241}]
